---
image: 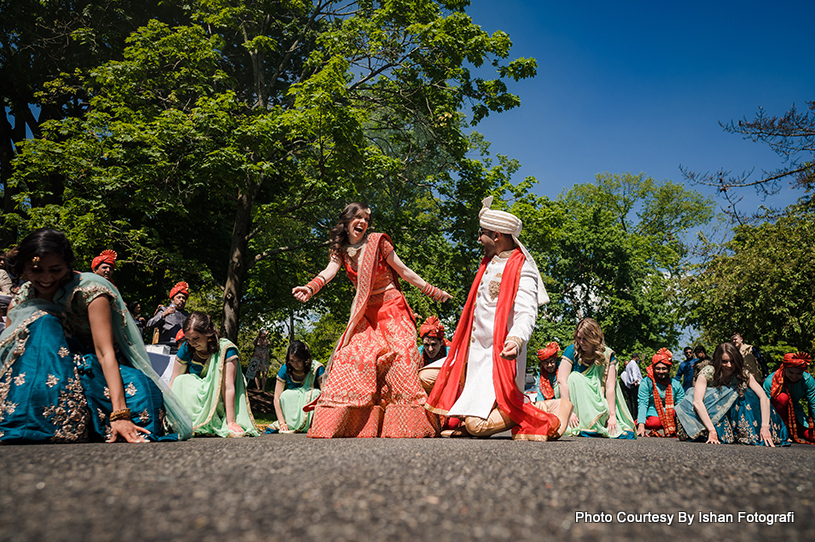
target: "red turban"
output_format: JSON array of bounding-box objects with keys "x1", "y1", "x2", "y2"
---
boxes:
[
  {"x1": 771, "y1": 351, "x2": 815, "y2": 444},
  {"x1": 91, "y1": 249, "x2": 117, "y2": 270},
  {"x1": 650, "y1": 347, "x2": 673, "y2": 367},
  {"x1": 646, "y1": 347, "x2": 676, "y2": 437},
  {"x1": 169, "y1": 281, "x2": 189, "y2": 299},
  {"x1": 419, "y1": 316, "x2": 445, "y2": 339},
  {"x1": 537, "y1": 341, "x2": 560, "y2": 361},
  {"x1": 782, "y1": 352, "x2": 811, "y2": 368}
]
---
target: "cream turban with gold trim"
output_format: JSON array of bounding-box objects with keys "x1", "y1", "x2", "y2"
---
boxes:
[{"x1": 479, "y1": 196, "x2": 549, "y2": 306}]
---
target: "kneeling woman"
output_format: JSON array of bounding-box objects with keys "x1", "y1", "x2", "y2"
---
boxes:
[
  {"x1": 675, "y1": 342, "x2": 788, "y2": 446},
  {"x1": 557, "y1": 318, "x2": 635, "y2": 438},
  {"x1": 268, "y1": 341, "x2": 325, "y2": 433},
  {"x1": 0, "y1": 229, "x2": 192, "y2": 443},
  {"x1": 170, "y1": 312, "x2": 258, "y2": 437}
]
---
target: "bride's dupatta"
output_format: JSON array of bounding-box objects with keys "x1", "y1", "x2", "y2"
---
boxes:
[{"x1": 303, "y1": 233, "x2": 392, "y2": 412}]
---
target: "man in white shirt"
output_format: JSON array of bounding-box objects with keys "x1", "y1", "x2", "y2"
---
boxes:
[
  {"x1": 423, "y1": 197, "x2": 570, "y2": 440},
  {"x1": 620, "y1": 353, "x2": 643, "y2": 422}
]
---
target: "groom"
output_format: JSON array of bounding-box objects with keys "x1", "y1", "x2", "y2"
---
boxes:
[{"x1": 422, "y1": 197, "x2": 570, "y2": 440}]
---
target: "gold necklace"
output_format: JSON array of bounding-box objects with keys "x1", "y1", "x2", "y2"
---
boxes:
[{"x1": 346, "y1": 239, "x2": 366, "y2": 258}]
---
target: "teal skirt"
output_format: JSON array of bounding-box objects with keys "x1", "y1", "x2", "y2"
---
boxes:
[{"x1": 0, "y1": 314, "x2": 177, "y2": 443}]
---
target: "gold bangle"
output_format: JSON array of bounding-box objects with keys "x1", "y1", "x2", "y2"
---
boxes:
[{"x1": 110, "y1": 408, "x2": 132, "y2": 422}]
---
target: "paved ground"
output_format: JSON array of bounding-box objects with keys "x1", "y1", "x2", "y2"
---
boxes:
[{"x1": 1, "y1": 433, "x2": 813, "y2": 541}]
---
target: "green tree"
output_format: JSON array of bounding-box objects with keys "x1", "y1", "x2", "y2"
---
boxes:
[
  {"x1": 6, "y1": 1, "x2": 538, "y2": 344},
  {"x1": 0, "y1": 0, "x2": 187, "y2": 246},
  {"x1": 528, "y1": 172, "x2": 715, "y2": 356},
  {"x1": 681, "y1": 99, "x2": 815, "y2": 353},
  {"x1": 686, "y1": 200, "x2": 815, "y2": 351}
]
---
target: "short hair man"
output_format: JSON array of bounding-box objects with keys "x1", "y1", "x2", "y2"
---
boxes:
[
  {"x1": 673, "y1": 346, "x2": 697, "y2": 391},
  {"x1": 620, "y1": 353, "x2": 643, "y2": 421},
  {"x1": 423, "y1": 197, "x2": 570, "y2": 440},
  {"x1": 731, "y1": 332, "x2": 768, "y2": 381},
  {"x1": 637, "y1": 348, "x2": 685, "y2": 437},
  {"x1": 763, "y1": 352, "x2": 815, "y2": 444}
]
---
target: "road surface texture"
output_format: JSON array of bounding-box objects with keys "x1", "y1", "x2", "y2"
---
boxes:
[{"x1": 1, "y1": 433, "x2": 813, "y2": 541}]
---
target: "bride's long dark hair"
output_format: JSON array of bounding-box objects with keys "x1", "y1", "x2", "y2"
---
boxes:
[{"x1": 328, "y1": 203, "x2": 371, "y2": 258}]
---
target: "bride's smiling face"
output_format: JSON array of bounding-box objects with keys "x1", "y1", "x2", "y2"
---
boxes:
[{"x1": 347, "y1": 210, "x2": 371, "y2": 245}]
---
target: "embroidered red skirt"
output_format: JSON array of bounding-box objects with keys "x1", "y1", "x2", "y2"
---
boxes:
[{"x1": 308, "y1": 291, "x2": 440, "y2": 438}]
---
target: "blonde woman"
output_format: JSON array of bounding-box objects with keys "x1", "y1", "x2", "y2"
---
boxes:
[{"x1": 556, "y1": 318, "x2": 635, "y2": 438}]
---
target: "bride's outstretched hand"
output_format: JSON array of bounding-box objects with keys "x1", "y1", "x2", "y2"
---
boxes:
[{"x1": 292, "y1": 286, "x2": 312, "y2": 302}]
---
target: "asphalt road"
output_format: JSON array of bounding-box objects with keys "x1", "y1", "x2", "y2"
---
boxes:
[{"x1": 1, "y1": 433, "x2": 813, "y2": 542}]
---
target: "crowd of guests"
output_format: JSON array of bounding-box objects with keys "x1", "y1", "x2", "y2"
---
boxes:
[
  {"x1": 533, "y1": 337, "x2": 810, "y2": 446},
  {"x1": 1, "y1": 203, "x2": 813, "y2": 446}
]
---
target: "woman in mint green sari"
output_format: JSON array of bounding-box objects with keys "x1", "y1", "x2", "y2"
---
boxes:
[
  {"x1": 556, "y1": 318, "x2": 635, "y2": 438},
  {"x1": 268, "y1": 341, "x2": 324, "y2": 433},
  {"x1": 170, "y1": 312, "x2": 258, "y2": 437}
]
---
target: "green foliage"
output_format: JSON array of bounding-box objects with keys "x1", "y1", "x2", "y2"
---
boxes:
[
  {"x1": 530, "y1": 173, "x2": 715, "y2": 357},
  {"x1": 5, "y1": 1, "x2": 539, "y2": 344},
  {"x1": 687, "y1": 201, "x2": 815, "y2": 351}
]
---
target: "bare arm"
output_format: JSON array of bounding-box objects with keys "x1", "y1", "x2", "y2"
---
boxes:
[
  {"x1": 272, "y1": 378, "x2": 288, "y2": 431},
  {"x1": 385, "y1": 251, "x2": 451, "y2": 302},
  {"x1": 223, "y1": 355, "x2": 240, "y2": 429},
  {"x1": 691, "y1": 375, "x2": 718, "y2": 443},
  {"x1": 292, "y1": 257, "x2": 342, "y2": 302},
  {"x1": 87, "y1": 296, "x2": 150, "y2": 443},
  {"x1": 169, "y1": 357, "x2": 187, "y2": 388},
  {"x1": 557, "y1": 357, "x2": 579, "y2": 427},
  {"x1": 605, "y1": 363, "x2": 619, "y2": 436},
  {"x1": 747, "y1": 374, "x2": 774, "y2": 447}
]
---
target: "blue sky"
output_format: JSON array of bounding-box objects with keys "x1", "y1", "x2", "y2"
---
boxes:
[{"x1": 463, "y1": 0, "x2": 814, "y2": 214}]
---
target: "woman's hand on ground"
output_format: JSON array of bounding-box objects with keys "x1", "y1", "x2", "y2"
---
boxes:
[{"x1": 108, "y1": 420, "x2": 150, "y2": 443}]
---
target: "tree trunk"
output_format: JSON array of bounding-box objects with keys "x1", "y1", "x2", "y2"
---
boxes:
[{"x1": 222, "y1": 181, "x2": 257, "y2": 343}]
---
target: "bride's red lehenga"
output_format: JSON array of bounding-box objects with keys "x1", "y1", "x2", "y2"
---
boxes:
[{"x1": 307, "y1": 233, "x2": 440, "y2": 438}]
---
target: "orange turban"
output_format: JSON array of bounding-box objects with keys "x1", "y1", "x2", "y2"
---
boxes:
[
  {"x1": 91, "y1": 249, "x2": 117, "y2": 270},
  {"x1": 169, "y1": 281, "x2": 189, "y2": 299},
  {"x1": 537, "y1": 342, "x2": 560, "y2": 361},
  {"x1": 419, "y1": 316, "x2": 445, "y2": 339},
  {"x1": 650, "y1": 347, "x2": 673, "y2": 367},
  {"x1": 782, "y1": 352, "x2": 811, "y2": 368}
]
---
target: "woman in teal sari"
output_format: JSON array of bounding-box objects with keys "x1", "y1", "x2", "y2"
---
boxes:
[
  {"x1": 170, "y1": 312, "x2": 258, "y2": 437},
  {"x1": 675, "y1": 342, "x2": 788, "y2": 446},
  {"x1": 0, "y1": 229, "x2": 192, "y2": 443},
  {"x1": 556, "y1": 318, "x2": 635, "y2": 438},
  {"x1": 268, "y1": 340, "x2": 324, "y2": 433}
]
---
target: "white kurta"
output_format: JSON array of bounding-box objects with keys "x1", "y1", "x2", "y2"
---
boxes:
[{"x1": 447, "y1": 253, "x2": 539, "y2": 419}]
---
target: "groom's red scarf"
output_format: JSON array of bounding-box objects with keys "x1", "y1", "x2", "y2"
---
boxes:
[{"x1": 426, "y1": 249, "x2": 560, "y2": 441}]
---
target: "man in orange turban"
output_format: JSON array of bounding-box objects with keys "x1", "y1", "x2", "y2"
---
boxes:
[
  {"x1": 535, "y1": 342, "x2": 560, "y2": 401},
  {"x1": 763, "y1": 352, "x2": 815, "y2": 444},
  {"x1": 418, "y1": 316, "x2": 448, "y2": 367},
  {"x1": 146, "y1": 281, "x2": 190, "y2": 351},
  {"x1": 636, "y1": 348, "x2": 684, "y2": 437},
  {"x1": 91, "y1": 249, "x2": 117, "y2": 282}
]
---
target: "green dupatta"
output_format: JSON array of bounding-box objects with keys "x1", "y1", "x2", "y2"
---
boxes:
[{"x1": 171, "y1": 337, "x2": 259, "y2": 437}]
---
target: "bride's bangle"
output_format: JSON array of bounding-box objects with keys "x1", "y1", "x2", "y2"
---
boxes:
[
  {"x1": 306, "y1": 275, "x2": 326, "y2": 295},
  {"x1": 422, "y1": 282, "x2": 445, "y2": 301}
]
